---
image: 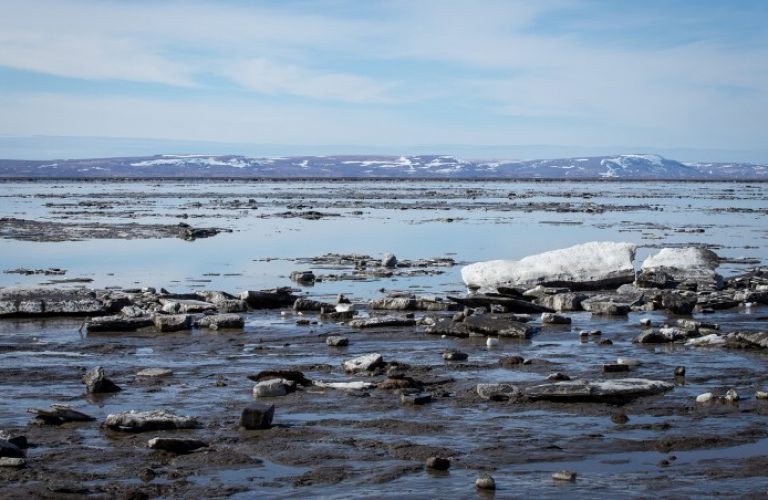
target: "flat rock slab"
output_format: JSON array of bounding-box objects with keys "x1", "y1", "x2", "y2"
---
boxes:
[
  {"x1": 463, "y1": 314, "x2": 537, "y2": 338},
  {"x1": 153, "y1": 314, "x2": 192, "y2": 333},
  {"x1": 104, "y1": 410, "x2": 199, "y2": 432},
  {"x1": 159, "y1": 298, "x2": 217, "y2": 313},
  {"x1": 448, "y1": 294, "x2": 553, "y2": 314},
  {"x1": 462, "y1": 241, "x2": 637, "y2": 292},
  {"x1": 28, "y1": 405, "x2": 95, "y2": 425},
  {"x1": 240, "y1": 403, "x2": 275, "y2": 430},
  {"x1": 136, "y1": 368, "x2": 173, "y2": 378},
  {"x1": 0, "y1": 287, "x2": 105, "y2": 317},
  {"x1": 347, "y1": 317, "x2": 416, "y2": 328},
  {"x1": 0, "y1": 457, "x2": 26, "y2": 468},
  {"x1": 197, "y1": 313, "x2": 244, "y2": 330},
  {"x1": 147, "y1": 437, "x2": 208, "y2": 454},
  {"x1": 477, "y1": 383, "x2": 521, "y2": 401},
  {"x1": 87, "y1": 315, "x2": 154, "y2": 332},
  {"x1": 524, "y1": 378, "x2": 673, "y2": 403}
]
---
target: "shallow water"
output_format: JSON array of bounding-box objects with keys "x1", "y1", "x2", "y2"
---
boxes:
[{"x1": 0, "y1": 179, "x2": 767, "y2": 498}]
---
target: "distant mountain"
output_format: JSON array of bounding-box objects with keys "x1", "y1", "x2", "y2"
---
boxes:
[{"x1": 0, "y1": 154, "x2": 765, "y2": 179}]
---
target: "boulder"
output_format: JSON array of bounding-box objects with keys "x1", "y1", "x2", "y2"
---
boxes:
[
  {"x1": 197, "y1": 313, "x2": 244, "y2": 330},
  {"x1": 541, "y1": 312, "x2": 571, "y2": 325},
  {"x1": 240, "y1": 288, "x2": 297, "y2": 309},
  {"x1": 104, "y1": 410, "x2": 199, "y2": 432},
  {"x1": 153, "y1": 314, "x2": 192, "y2": 333},
  {"x1": 83, "y1": 366, "x2": 121, "y2": 394},
  {"x1": 524, "y1": 378, "x2": 673, "y2": 403},
  {"x1": 147, "y1": 437, "x2": 208, "y2": 454},
  {"x1": 0, "y1": 287, "x2": 105, "y2": 317},
  {"x1": 253, "y1": 378, "x2": 292, "y2": 398},
  {"x1": 637, "y1": 248, "x2": 722, "y2": 290},
  {"x1": 326, "y1": 335, "x2": 349, "y2": 347},
  {"x1": 461, "y1": 242, "x2": 636, "y2": 292},
  {"x1": 240, "y1": 403, "x2": 275, "y2": 429},
  {"x1": 659, "y1": 291, "x2": 698, "y2": 315},
  {"x1": 342, "y1": 353, "x2": 384, "y2": 373},
  {"x1": 0, "y1": 439, "x2": 23, "y2": 459}
]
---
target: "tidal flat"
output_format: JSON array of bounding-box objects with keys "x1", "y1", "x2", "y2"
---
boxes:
[{"x1": 0, "y1": 179, "x2": 767, "y2": 498}]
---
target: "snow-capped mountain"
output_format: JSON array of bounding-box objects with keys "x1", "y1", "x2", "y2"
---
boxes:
[{"x1": 0, "y1": 154, "x2": 765, "y2": 179}]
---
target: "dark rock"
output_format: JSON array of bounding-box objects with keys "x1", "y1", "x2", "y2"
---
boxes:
[
  {"x1": 634, "y1": 330, "x2": 671, "y2": 344},
  {"x1": 442, "y1": 350, "x2": 468, "y2": 361},
  {"x1": 348, "y1": 316, "x2": 416, "y2": 328},
  {"x1": 248, "y1": 370, "x2": 312, "y2": 386},
  {"x1": 147, "y1": 437, "x2": 208, "y2": 454},
  {"x1": 326, "y1": 335, "x2": 349, "y2": 347},
  {"x1": 293, "y1": 298, "x2": 334, "y2": 311},
  {"x1": 0, "y1": 439, "x2": 23, "y2": 458},
  {"x1": 477, "y1": 383, "x2": 521, "y2": 401},
  {"x1": 86, "y1": 315, "x2": 154, "y2": 332},
  {"x1": 475, "y1": 473, "x2": 496, "y2": 490},
  {"x1": 425, "y1": 456, "x2": 450, "y2": 471},
  {"x1": 462, "y1": 314, "x2": 537, "y2": 338},
  {"x1": 674, "y1": 366, "x2": 686, "y2": 376},
  {"x1": 660, "y1": 291, "x2": 698, "y2": 315},
  {"x1": 28, "y1": 405, "x2": 95, "y2": 425},
  {"x1": 449, "y1": 294, "x2": 553, "y2": 314},
  {"x1": 0, "y1": 287, "x2": 105, "y2": 317},
  {"x1": 83, "y1": 366, "x2": 122, "y2": 394},
  {"x1": 240, "y1": 288, "x2": 297, "y2": 309},
  {"x1": 400, "y1": 392, "x2": 432, "y2": 405},
  {"x1": 240, "y1": 403, "x2": 275, "y2": 429},
  {"x1": 603, "y1": 364, "x2": 630, "y2": 373},
  {"x1": 548, "y1": 372, "x2": 571, "y2": 381},
  {"x1": 382, "y1": 253, "x2": 398, "y2": 268},
  {"x1": 138, "y1": 468, "x2": 156, "y2": 482},
  {"x1": 499, "y1": 355, "x2": 525, "y2": 367},
  {"x1": 290, "y1": 270, "x2": 316, "y2": 284}
]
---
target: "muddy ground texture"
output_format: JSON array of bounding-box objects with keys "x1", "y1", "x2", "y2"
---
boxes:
[{"x1": 1, "y1": 263, "x2": 767, "y2": 499}]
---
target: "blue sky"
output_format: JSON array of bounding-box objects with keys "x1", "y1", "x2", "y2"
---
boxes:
[{"x1": 0, "y1": 0, "x2": 767, "y2": 160}]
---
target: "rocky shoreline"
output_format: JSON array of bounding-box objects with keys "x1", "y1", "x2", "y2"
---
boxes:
[{"x1": 1, "y1": 242, "x2": 767, "y2": 497}]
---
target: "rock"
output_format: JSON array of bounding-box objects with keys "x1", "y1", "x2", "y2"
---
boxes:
[
  {"x1": 599, "y1": 339, "x2": 613, "y2": 345},
  {"x1": 136, "y1": 368, "x2": 173, "y2": 378},
  {"x1": 640, "y1": 318, "x2": 652, "y2": 327},
  {"x1": 425, "y1": 456, "x2": 451, "y2": 471},
  {"x1": 0, "y1": 286, "x2": 105, "y2": 317},
  {"x1": 290, "y1": 270, "x2": 316, "y2": 284},
  {"x1": 486, "y1": 337, "x2": 499, "y2": 348},
  {"x1": 371, "y1": 297, "x2": 416, "y2": 310},
  {"x1": 138, "y1": 468, "x2": 156, "y2": 482},
  {"x1": 253, "y1": 378, "x2": 291, "y2": 398},
  {"x1": 696, "y1": 392, "x2": 715, "y2": 403},
  {"x1": 525, "y1": 378, "x2": 674, "y2": 403},
  {"x1": 326, "y1": 335, "x2": 349, "y2": 347},
  {"x1": 462, "y1": 314, "x2": 537, "y2": 338},
  {"x1": 603, "y1": 364, "x2": 630, "y2": 373},
  {"x1": 147, "y1": 437, "x2": 208, "y2": 454},
  {"x1": 313, "y1": 380, "x2": 376, "y2": 390},
  {"x1": 499, "y1": 355, "x2": 525, "y2": 367},
  {"x1": 348, "y1": 316, "x2": 416, "y2": 328},
  {"x1": 448, "y1": 294, "x2": 553, "y2": 314},
  {"x1": 120, "y1": 305, "x2": 148, "y2": 318},
  {"x1": 159, "y1": 298, "x2": 216, "y2": 313},
  {"x1": 104, "y1": 410, "x2": 199, "y2": 432},
  {"x1": 536, "y1": 291, "x2": 588, "y2": 312},
  {"x1": 382, "y1": 253, "x2": 398, "y2": 268},
  {"x1": 552, "y1": 470, "x2": 577, "y2": 481},
  {"x1": 541, "y1": 312, "x2": 571, "y2": 325},
  {"x1": 28, "y1": 405, "x2": 95, "y2": 425},
  {"x1": 85, "y1": 315, "x2": 154, "y2": 333},
  {"x1": 616, "y1": 358, "x2": 640, "y2": 366},
  {"x1": 475, "y1": 473, "x2": 496, "y2": 490},
  {"x1": 83, "y1": 366, "x2": 122, "y2": 394},
  {"x1": 686, "y1": 333, "x2": 726, "y2": 346},
  {"x1": 0, "y1": 433, "x2": 27, "y2": 450},
  {"x1": 633, "y1": 330, "x2": 671, "y2": 344},
  {"x1": 153, "y1": 314, "x2": 192, "y2": 333},
  {"x1": 548, "y1": 373, "x2": 571, "y2": 381},
  {"x1": 611, "y1": 412, "x2": 629, "y2": 424},
  {"x1": 674, "y1": 366, "x2": 686, "y2": 376},
  {"x1": 442, "y1": 350, "x2": 468, "y2": 361},
  {"x1": 0, "y1": 439, "x2": 23, "y2": 458},
  {"x1": 240, "y1": 288, "x2": 297, "y2": 309},
  {"x1": 727, "y1": 331, "x2": 768, "y2": 349},
  {"x1": 660, "y1": 291, "x2": 698, "y2": 315},
  {"x1": 0, "y1": 457, "x2": 26, "y2": 468},
  {"x1": 724, "y1": 388, "x2": 739, "y2": 403},
  {"x1": 462, "y1": 241, "x2": 637, "y2": 292},
  {"x1": 637, "y1": 248, "x2": 722, "y2": 290},
  {"x1": 293, "y1": 298, "x2": 335, "y2": 311},
  {"x1": 477, "y1": 383, "x2": 521, "y2": 401},
  {"x1": 197, "y1": 313, "x2": 244, "y2": 330},
  {"x1": 582, "y1": 300, "x2": 631, "y2": 316},
  {"x1": 240, "y1": 403, "x2": 275, "y2": 429},
  {"x1": 400, "y1": 392, "x2": 432, "y2": 405},
  {"x1": 249, "y1": 369, "x2": 312, "y2": 386},
  {"x1": 343, "y1": 353, "x2": 384, "y2": 373},
  {"x1": 756, "y1": 391, "x2": 768, "y2": 400}
]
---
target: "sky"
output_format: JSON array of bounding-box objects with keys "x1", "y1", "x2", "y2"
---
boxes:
[{"x1": 0, "y1": 0, "x2": 767, "y2": 161}]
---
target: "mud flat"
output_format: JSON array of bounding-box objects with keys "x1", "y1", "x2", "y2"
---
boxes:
[{"x1": 0, "y1": 179, "x2": 767, "y2": 497}]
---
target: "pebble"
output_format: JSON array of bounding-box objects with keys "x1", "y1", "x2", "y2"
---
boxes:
[
  {"x1": 756, "y1": 391, "x2": 768, "y2": 400},
  {"x1": 611, "y1": 412, "x2": 629, "y2": 424},
  {"x1": 425, "y1": 456, "x2": 451, "y2": 471},
  {"x1": 674, "y1": 366, "x2": 686, "y2": 376},
  {"x1": 138, "y1": 468, "x2": 156, "y2": 482},
  {"x1": 548, "y1": 372, "x2": 571, "y2": 381},
  {"x1": 696, "y1": 392, "x2": 714, "y2": 403},
  {"x1": 724, "y1": 388, "x2": 739, "y2": 403},
  {"x1": 552, "y1": 470, "x2": 577, "y2": 481},
  {"x1": 640, "y1": 318, "x2": 652, "y2": 327},
  {"x1": 400, "y1": 393, "x2": 432, "y2": 405},
  {"x1": 475, "y1": 473, "x2": 496, "y2": 490},
  {"x1": 486, "y1": 337, "x2": 499, "y2": 348}
]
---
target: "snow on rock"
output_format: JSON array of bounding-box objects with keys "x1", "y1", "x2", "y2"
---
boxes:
[
  {"x1": 637, "y1": 248, "x2": 722, "y2": 290},
  {"x1": 461, "y1": 241, "x2": 636, "y2": 292}
]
